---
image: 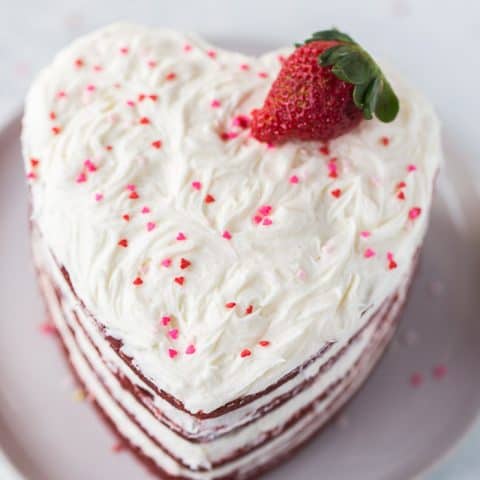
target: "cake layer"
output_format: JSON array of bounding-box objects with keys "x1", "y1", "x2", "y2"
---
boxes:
[{"x1": 34, "y1": 227, "x2": 410, "y2": 477}]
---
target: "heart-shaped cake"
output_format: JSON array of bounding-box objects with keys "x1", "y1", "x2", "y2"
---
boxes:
[{"x1": 23, "y1": 23, "x2": 441, "y2": 479}]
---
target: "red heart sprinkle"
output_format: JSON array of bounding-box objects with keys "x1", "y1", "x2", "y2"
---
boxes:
[
  {"x1": 245, "y1": 305, "x2": 253, "y2": 315},
  {"x1": 180, "y1": 258, "x2": 191, "y2": 270},
  {"x1": 240, "y1": 349, "x2": 251, "y2": 358},
  {"x1": 118, "y1": 239, "x2": 128, "y2": 248},
  {"x1": 225, "y1": 302, "x2": 236, "y2": 309},
  {"x1": 174, "y1": 276, "x2": 185, "y2": 286},
  {"x1": 204, "y1": 194, "x2": 215, "y2": 204},
  {"x1": 133, "y1": 277, "x2": 143, "y2": 286},
  {"x1": 129, "y1": 191, "x2": 139, "y2": 199},
  {"x1": 259, "y1": 340, "x2": 270, "y2": 347},
  {"x1": 151, "y1": 140, "x2": 162, "y2": 149},
  {"x1": 331, "y1": 189, "x2": 342, "y2": 198}
]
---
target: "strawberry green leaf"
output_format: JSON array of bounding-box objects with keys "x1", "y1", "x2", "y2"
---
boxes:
[
  {"x1": 353, "y1": 81, "x2": 371, "y2": 109},
  {"x1": 375, "y1": 80, "x2": 399, "y2": 122},
  {"x1": 308, "y1": 28, "x2": 355, "y2": 44},
  {"x1": 363, "y1": 77, "x2": 382, "y2": 120},
  {"x1": 332, "y1": 52, "x2": 374, "y2": 84},
  {"x1": 313, "y1": 28, "x2": 400, "y2": 123},
  {"x1": 319, "y1": 45, "x2": 353, "y2": 66}
]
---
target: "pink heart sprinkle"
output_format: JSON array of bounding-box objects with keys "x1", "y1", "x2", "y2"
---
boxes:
[
  {"x1": 192, "y1": 181, "x2": 202, "y2": 190},
  {"x1": 161, "y1": 258, "x2": 172, "y2": 268},
  {"x1": 432, "y1": 364, "x2": 447, "y2": 380},
  {"x1": 360, "y1": 231, "x2": 371, "y2": 238},
  {"x1": 364, "y1": 248, "x2": 376, "y2": 258},
  {"x1": 161, "y1": 316, "x2": 171, "y2": 326},
  {"x1": 183, "y1": 44, "x2": 192, "y2": 52},
  {"x1": 126, "y1": 100, "x2": 135, "y2": 107},
  {"x1": 289, "y1": 175, "x2": 299, "y2": 184},
  {"x1": 95, "y1": 193, "x2": 103, "y2": 202},
  {"x1": 168, "y1": 328, "x2": 179, "y2": 340},
  {"x1": 126, "y1": 184, "x2": 136, "y2": 191},
  {"x1": 84, "y1": 159, "x2": 97, "y2": 172},
  {"x1": 76, "y1": 173, "x2": 87, "y2": 183},
  {"x1": 210, "y1": 99, "x2": 221, "y2": 108},
  {"x1": 258, "y1": 205, "x2": 272, "y2": 216},
  {"x1": 86, "y1": 84, "x2": 96, "y2": 92},
  {"x1": 409, "y1": 207, "x2": 422, "y2": 220},
  {"x1": 141, "y1": 206, "x2": 151, "y2": 214},
  {"x1": 168, "y1": 348, "x2": 178, "y2": 359},
  {"x1": 185, "y1": 344, "x2": 196, "y2": 355},
  {"x1": 252, "y1": 215, "x2": 262, "y2": 225},
  {"x1": 176, "y1": 232, "x2": 186, "y2": 241},
  {"x1": 296, "y1": 269, "x2": 307, "y2": 281},
  {"x1": 410, "y1": 372, "x2": 423, "y2": 388},
  {"x1": 407, "y1": 164, "x2": 417, "y2": 172},
  {"x1": 387, "y1": 251, "x2": 394, "y2": 261},
  {"x1": 39, "y1": 322, "x2": 57, "y2": 336},
  {"x1": 147, "y1": 222, "x2": 156, "y2": 232},
  {"x1": 222, "y1": 230, "x2": 232, "y2": 240},
  {"x1": 262, "y1": 218, "x2": 273, "y2": 226}
]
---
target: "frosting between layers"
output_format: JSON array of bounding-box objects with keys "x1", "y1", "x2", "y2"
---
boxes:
[{"x1": 22, "y1": 23, "x2": 441, "y2": 412}]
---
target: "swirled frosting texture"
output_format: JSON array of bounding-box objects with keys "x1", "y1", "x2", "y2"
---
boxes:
[{"x1": 23, "y1": 23, "x2": 441, "y2": 412}]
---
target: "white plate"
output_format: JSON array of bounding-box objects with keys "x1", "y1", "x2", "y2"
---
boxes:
[{"x1": 1, "y1": 93, "x2": 480, "y2": 480}]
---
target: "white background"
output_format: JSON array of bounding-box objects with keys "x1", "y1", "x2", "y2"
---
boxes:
[{"x1": 0, "y1": 0, "x2": 479, "y2": 478}]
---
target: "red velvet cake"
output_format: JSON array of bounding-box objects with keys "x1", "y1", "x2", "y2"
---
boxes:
[{"x1": 23, "y1": 23, "x2": 441, "y2": 479}]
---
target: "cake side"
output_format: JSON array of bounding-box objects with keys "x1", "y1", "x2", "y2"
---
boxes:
[
  {"x1": 22, "y1": 22, "x2": 441, "y2": 414},
  {"x1": 34, "y1": 227, "x2": 412, "y2": 478}
]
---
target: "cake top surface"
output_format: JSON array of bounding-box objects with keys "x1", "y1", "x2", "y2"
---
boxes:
[{"x1": 23, "y1": 23, "x2": 441, "y2": 413}]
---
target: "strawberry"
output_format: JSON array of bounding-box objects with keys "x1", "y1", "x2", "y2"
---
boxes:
[{"x1": 251, "y1": 29, "x2": 399, "y2": 144}]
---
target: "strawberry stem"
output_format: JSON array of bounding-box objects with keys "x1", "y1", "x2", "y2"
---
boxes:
[{"x1": 301, "y1": 28, "x2": 399, "y2": 123}]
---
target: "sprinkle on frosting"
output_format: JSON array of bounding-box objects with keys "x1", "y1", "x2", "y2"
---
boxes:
[
  {"x1": 240, "y1": 349, "x2": 252, "y2": 358},
  {"x1": 289, "y1": 175, "x2": 299, "y2": 184},
  {"x1": 409, "y1": 207, "x2": 422, "y2": 220},
  {"x1": 161, "y1": 258, "x2": 172, "y2": 268},
  {"x1": 331, "y1": 188, "x2": 342, "y2": 198},
  {"x1": 180, "y1": 258, "x2": 191, "y2": 269}
]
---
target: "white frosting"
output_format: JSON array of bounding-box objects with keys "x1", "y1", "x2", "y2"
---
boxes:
[{"x1": 22, "y1": 23, "x2": 441, "y2": 413}]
